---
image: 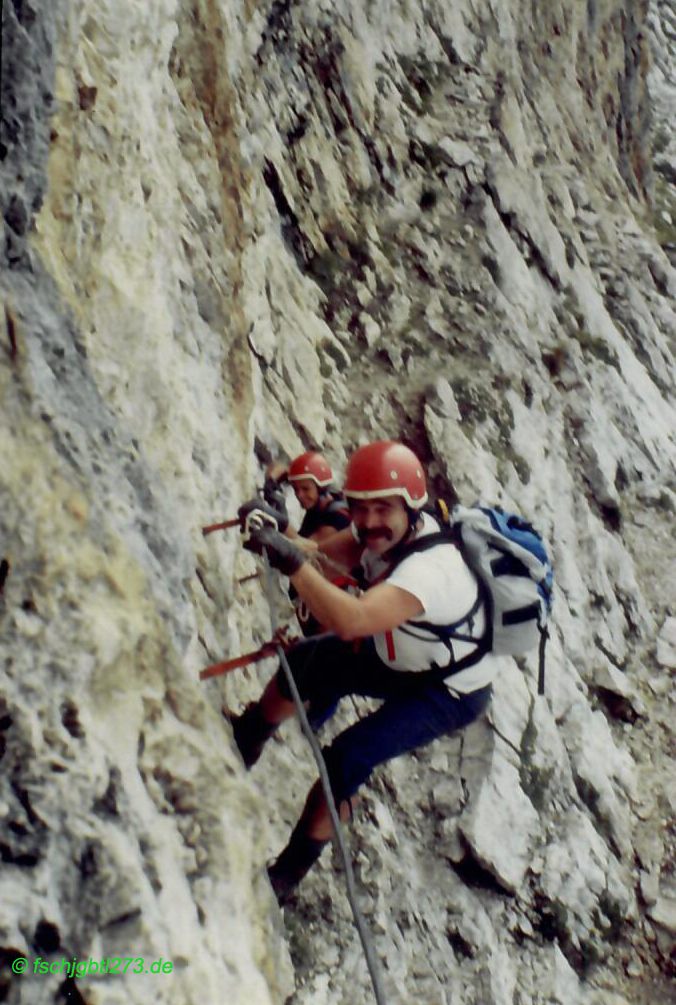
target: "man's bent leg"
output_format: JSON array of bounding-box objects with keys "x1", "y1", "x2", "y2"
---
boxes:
[
  {"x1": 267, "y1": 780, "x2": 356, "y2": 902},
  {"x1": 225, "y1": 673, "x2": 298, "y2": 769},
  {"x1": 268, "y1": 685, "x2": 489, "y2": 893},
  {"x1": 321, "y1": 681, "x2": 493, "y2": 808},
  {"x1": 260, "y1": 674, "x2": 296, "y2": 724},
  {"x1": 298, "y1": 779, "x2": 357, "y2": 841},
  {"x1": 226, "y1": 701, "x2": 279, "y2": 769}
]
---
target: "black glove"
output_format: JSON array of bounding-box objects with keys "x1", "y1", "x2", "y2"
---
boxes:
[
  {"x1": 238, "y1": 496, "x2": 289, "y2": 534},
  {"x1": 244, "y1": 524, "x2": 306, "y2": 576},
  {"x1": 262, "y1": 479, "x2": 289, "y2": 524}
]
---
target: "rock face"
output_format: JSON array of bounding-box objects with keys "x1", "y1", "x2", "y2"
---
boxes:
[{"x1": 1, "y1": 1, "x2": 674, "y2": 1003}]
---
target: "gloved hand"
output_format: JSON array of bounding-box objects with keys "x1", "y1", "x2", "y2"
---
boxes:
[
  {"x1": 244, "y1": 524, "x2": 306, "y2": 577},
  {"x1": 263, "y1": 479, "x2": 289, "y2": 522},
  {"x1": 238, "y1": 496, "x2": 289, "y2": 534}
]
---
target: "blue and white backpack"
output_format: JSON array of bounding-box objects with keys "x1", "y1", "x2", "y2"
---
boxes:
[{"x1": 390, "y1": 505, "x2": 554, "y2": 694}]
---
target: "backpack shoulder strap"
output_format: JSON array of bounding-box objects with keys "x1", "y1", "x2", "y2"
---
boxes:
[
  {"x1": 385, "y1": 526, "x2": 459, "y2": 572},
  {"x1": 326, "y1": 497, "x2": 350, "y2": 516},
  {"x1": 322, "y1": 491, "x2": 350, "y2": 518}
]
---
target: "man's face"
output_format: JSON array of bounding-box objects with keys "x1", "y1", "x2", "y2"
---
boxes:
[
  {"x1": 292, "y1": 478, "x2": 320, "y2": 510},
  {"x1": 349, "y1": 496, "x2": 410, "y2": 554}
]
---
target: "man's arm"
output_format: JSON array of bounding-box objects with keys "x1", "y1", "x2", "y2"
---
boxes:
[
  {"x1": 288, "y1": 522, "x2": 351, "y2": 555},
  {"x1": 289, "y1": 561, "x2": 423, "y2": 640},
  {"x1": 315, "y1": 526, "x2": 362, "y2": 571},
  {"x1": 295, "y1": 524, "x2": 347, "y2": 547},
  {"x1": 311, "y1": 524, "x2": 343, "y2": 544}
]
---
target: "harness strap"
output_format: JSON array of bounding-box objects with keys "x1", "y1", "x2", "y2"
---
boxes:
[
  {"x1": 503, "y1": 602, "x2": 541, "y2": 626},
  {"x1": 420, "y1": 574, "x2": 492, "y2": 681},
  {"x1": 326, "y1": 500, "x2": 350, "y2": 519},
  {"x1": 426, "y1": 637, "x2": 492, "y2": 683},
  {"x1": 537, "y1": 625, "x2": 548, "y2": 696},
  {"x1": 412, "y1": 589, "x2": 484, "y2": 638},
  {"x1": 363, "y1": 522, "x2": 490, "y2": 682}
]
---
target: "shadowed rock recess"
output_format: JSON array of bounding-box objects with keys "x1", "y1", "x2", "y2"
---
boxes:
[{"x1": 1, "y1": 0, "x2": 674, "y2": 1002}]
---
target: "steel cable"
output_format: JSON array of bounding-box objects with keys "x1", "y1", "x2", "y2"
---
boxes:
[{"x1": 260, "y1": 554, "x2": 389, "y2": 1005}]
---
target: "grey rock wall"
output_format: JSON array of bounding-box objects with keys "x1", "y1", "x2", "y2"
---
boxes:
[{"x1": 1, "y1": 0, "x2": 674, "y2": 1003}]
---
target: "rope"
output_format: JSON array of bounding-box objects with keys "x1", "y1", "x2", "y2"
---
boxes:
[
  {"x1": 260, "y1": 554, "x2": 389, "y2": 1005},
  {"x1": 487, "y1": 719, "x2": 521, "y2": 758}
]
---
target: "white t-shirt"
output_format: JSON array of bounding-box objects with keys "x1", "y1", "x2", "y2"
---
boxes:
[{"x1": 361, "y1": 513, "x2": 499, "y2": 693}]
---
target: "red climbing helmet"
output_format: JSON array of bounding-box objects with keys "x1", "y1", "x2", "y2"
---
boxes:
[
  {"x1": 343, "y1": 441, "x2": 427, "y2": 509},
  {"x1": 287, "y1": 451, "x2": 334, "y2": 488}
]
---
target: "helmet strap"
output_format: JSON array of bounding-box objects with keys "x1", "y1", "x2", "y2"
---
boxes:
[{"x1": 407, "y1": 505, "x2": 421, "y2": 530}]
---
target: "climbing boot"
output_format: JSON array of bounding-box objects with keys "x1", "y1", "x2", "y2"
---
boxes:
[
  {"x1": 223, "y1": 702, "x2": 278, "y2": 769},
  {"x1": 267, "y1": 827, "x2": 328, "y2": 904}
]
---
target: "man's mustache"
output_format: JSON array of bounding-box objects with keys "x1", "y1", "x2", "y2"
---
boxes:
[{"x1": 357, "y1": 527, "x2": 394, "y2": 544}]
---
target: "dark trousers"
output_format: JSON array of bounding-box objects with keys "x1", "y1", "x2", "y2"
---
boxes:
[{"x1": 275, "y1": 634, "x2": 492, "y2": 803}]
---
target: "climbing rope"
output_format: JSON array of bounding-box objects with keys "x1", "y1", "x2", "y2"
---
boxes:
[{"x1": 260, "y1": 553, "x2": 389, "y2": 1005}]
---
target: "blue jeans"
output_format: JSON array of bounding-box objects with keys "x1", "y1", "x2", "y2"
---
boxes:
[{"x1": 275, "y1": 634, "x2": 492, "y2": 802}]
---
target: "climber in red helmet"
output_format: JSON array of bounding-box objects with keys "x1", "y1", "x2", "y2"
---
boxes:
[
  {"x1": 233, "y1": 441, "x2": 495, "y2": 902},
  {"x1": 264, "y1": 450, "x2": 351, "y2": 544},
  {"x1": 261, "y1": 451, "x2": 351, "y2": 638}
]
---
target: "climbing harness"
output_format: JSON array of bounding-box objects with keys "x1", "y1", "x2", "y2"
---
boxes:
[{"x1": 259, "y1": 551, "x2": 388, "y2": 1005}]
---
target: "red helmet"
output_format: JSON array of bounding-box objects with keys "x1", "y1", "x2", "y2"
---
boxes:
[
  {"x1": 287, "y1": 451, "x2": 334, "y2": 488},
  {"x1": 343, "y1": 441, "x2": 427, "y2": 509}
]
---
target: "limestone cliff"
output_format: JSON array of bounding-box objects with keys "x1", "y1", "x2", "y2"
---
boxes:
[{"x1": 1, "y1": 1, "x2": 674, "y2": 1003}]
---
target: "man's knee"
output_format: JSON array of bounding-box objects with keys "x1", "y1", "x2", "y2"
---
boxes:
[
  {"x1": 274, "y1": 637, "x2": 314, "y2": 700},
  {"x1": 322, "y1": 741, "x2": 370, "y2": 806},
  {"x1": 275, "y1": 633, "x2": 346, "y2": 702}
]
